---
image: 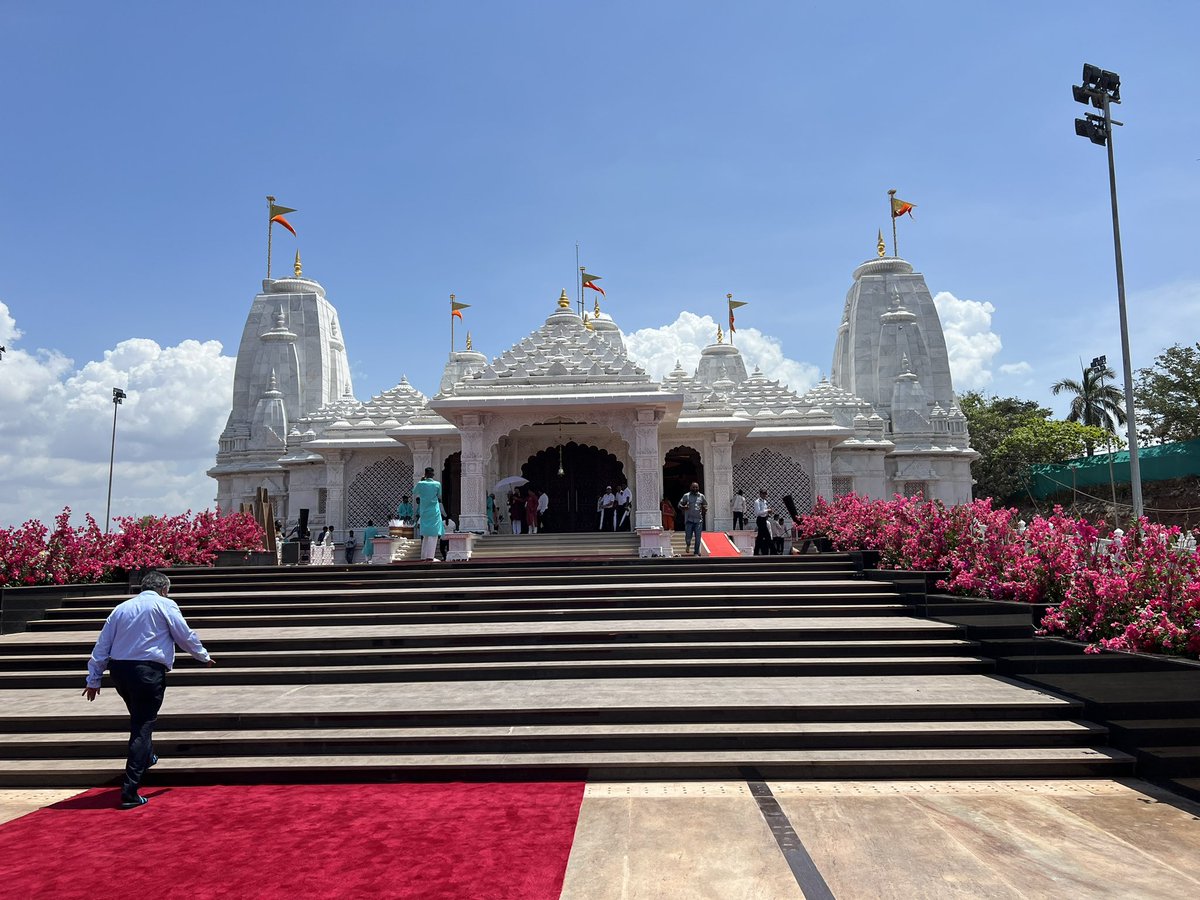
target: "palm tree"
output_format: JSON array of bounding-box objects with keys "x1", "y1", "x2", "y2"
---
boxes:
[{"x1": 1051, "y1": 363, "x2": 1126, "y2": 456}]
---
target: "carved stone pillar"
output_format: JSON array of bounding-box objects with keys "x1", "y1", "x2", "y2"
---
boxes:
[
  {"x1": 410, "y1": 440, "x2": 433, "y2": 485},
  {"x1": 323, "y1": 450, "x2": 346, "y2": 532},
  {"x1": 458, "y1": 415, "x2": 487, "y2": 533},
  {"x1": 813, "y1": 441, "x2": 834, "y2": 504},
  {"x1": 633, "y1": 408, "x2": 663, "y2": 530},
  {"x1": 710, "y1": 432, "x2": 734, "y2": 531}
]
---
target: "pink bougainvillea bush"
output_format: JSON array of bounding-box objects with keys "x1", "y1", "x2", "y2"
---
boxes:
[
  {"x1": 0, "y1": 508, "x2": 264, "y2": 587},
  {"x1": 799, "y1": 494, "x2": 1200, "y2": 659}
]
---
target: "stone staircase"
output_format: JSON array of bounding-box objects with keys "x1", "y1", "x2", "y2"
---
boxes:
[
  {"x1": 468, "y1": 531, "x2": 640, "y2": 560},
  {"x1": 0, "y1": 555, "x2": 1133, "y2": 785}
]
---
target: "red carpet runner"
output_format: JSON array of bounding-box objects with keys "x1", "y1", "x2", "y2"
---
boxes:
[{"x1": 0, "y1": 782, "x2": 585, "y2": 899}]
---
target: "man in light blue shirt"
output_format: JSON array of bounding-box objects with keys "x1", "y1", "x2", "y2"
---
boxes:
[{"x1": 82, "y1": 571, "x2": 215, "y2": 809}]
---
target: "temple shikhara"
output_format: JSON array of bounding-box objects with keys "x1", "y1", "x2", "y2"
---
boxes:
[{"x1": 209, "y1": 243, "x2": 976, "y2": 541}]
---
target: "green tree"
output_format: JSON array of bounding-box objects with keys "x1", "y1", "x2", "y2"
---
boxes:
[
  {"x1": 1135, "y1": 342, "x2": 1200, "y2": 444},
  {"x1": 959, "y1": 392, "x2": 1051, "y2": 501},
  {"x1": 1050, "y1": 363, "x2": 1126, "y2": 455},
  {"x1": 994, "y1": 419, "x2": 1115, "y2": 499}
]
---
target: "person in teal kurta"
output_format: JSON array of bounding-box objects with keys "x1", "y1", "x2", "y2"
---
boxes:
[
  {"x1": 361, "y1": 521, "x2": 379, "y2": 563},
  {"x1": 486, "y1": 493, "x2": 496, "y2": 534},
  {"x1": 412, "y1": 467, "x2": 444, "y2": 562},
  {"x1": 396, "y1": 495, "x2": 414, "y2": 523}
]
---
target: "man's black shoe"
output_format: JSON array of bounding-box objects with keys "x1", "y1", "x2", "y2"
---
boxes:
[
  {"x1": 149, "y1": 754, "x2": 159, "y2": 768},
  {"x1": 119, "y1": 795, "x2": 149, "y2": 810}
]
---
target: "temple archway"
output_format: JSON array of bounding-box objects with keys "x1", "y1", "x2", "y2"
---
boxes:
[
  {"x1": 521, "y1": 442, "x2": 625, "y2": 532},
  {"x1": 662, "y1": 446, "x2": 704, "y2": 528}
]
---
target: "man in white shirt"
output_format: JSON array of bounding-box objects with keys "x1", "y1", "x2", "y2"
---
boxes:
[
  {"x1": 83, "y1": 571, "x2": 215, "y2": 809},
  {"x1": 599, "y1": 486, "x2": 616, "y2": 531},
  {"x1": 537, "y1": 490, "x2": 550, "y2": 533},
  {"x1": 615, "y1": 483, "x2": 632, "y2": 530},
  {"x1": 731, "y1": 489, "x2": 747, "y2": 530},
  {"x1": 753, "y1": 489, "x2": 772, "y2": 556}
]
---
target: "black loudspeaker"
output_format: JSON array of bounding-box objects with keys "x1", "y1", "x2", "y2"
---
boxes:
[
  {"x1": 281, "y1": 542, "x2": 301, "y2": 564},
  {"x1": 298, "y1": 508, "x2": 310, "y2": 540}
]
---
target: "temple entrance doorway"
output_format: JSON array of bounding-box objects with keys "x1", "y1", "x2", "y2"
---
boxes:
[
  {"x1": 440, "y1": 452, "x2": 461, "y2": 523},
  {"x1": 521, "y1": 442, "x2": 626, "y2": 533},
  {"x1": 662, "y1": 446, "x2": 704, "y2": 530}
]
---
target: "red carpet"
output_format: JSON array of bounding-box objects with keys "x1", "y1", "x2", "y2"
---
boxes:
[
  {"x1": 0, "y1": 782, "x2": 585, "y2": 899},
  {"x1": 701, "y1": 532, "x2": 741, "y2": 557}
]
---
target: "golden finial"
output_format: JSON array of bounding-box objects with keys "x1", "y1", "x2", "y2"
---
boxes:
[
  {"x1": 726, "y1": 292, "x2": 733, "y2": 301},
  {"x1": 465, "y1": 331, "x2": 472, "y2": 350},
  {"x1": 450, "y1": 293, "x2": 455, "y2": 301},
  {"x1": 877, "y1": 230, "x2": 886, "y2": 258},
  {"x1": 583, "y1": 312, "x2": 594, "y2": 331},
  {"x1": 594, "y1": 295, "x2": 601, "y2": 317},
  {"x1": 294, "y1": 250, "x2": 302, "y2": 278},
  {"x1": 557, "y1": 289, "x2": 571, "y2": 310},
  {"x1": 716, "y1": 324, "x2": 724, "y2": 344}
]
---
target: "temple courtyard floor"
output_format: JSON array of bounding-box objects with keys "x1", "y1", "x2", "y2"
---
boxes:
[{"x1": 2, "y1": 777, "x2": 1198, "y2": 898}]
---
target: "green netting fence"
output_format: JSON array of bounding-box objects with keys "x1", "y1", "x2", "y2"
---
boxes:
[{"x1": 1027, "y1": 438, "x2": 1200, "y2": 499}]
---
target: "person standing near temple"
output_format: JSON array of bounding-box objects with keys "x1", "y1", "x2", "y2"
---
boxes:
[
  {"x1": 509, "y1": 491, "x2": 524, "y2": 534},
  {"x1": 660, "y1": 496, "x2": 675, "y2": 531},
  {"x1": 731, "y1": 489, "x2": 747, "y2": 530},
  {"x1": 486, "y1": 493, "x2": 497, "y2": 534},
  {"x1": 344, "y1": 530, "x2": 358, "y2": 564},
  {"x1": 525, "y1": 489, "x2": 540, "y2": 534},
  {"x1": 413, "y1": 466, "x2": 445, "y2": 562},
  {"x1": 753, "y1": 489, "x2": 772, "y2": 556},
  {"x1": 599, "y1": 486, "x2": 616, "y2": 531},
  {"x1": 615, "y1": 482, "x2": 632, "y2": 531},
  {"x1": 362, "y1": 520, "x2": 378, "y2": 564},
  {"x1": 677, "y1": 482, "x2": 707, "y2": 556},
  {"x1": 82, "y1": 571, "x2": 215, "y2": 809},
  {"x1": 396, "y1": 495, "x2": 414, "y2": 525},
  {"x1": 537, "y1": 489, "x2": 549, "y2": 533}
]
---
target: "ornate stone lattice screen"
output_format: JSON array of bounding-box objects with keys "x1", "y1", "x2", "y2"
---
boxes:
[
  {"x1": 831, "y1": 475, "x2": 854, "y2": 498},
  {"x1": 346, "y1": 456, "x2": 413, "y2": 528},
  {"x1": 733, "y1": 448, "x2": 814, "y2": 513}
]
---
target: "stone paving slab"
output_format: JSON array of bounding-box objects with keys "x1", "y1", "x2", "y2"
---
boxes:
[{"x1": 568, "y1": 779, "x2": 1200, "y2": 899}]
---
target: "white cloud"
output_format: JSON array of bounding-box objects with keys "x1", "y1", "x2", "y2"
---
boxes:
[
  {"x1": 932, "y1": 291, "x2": 1003, "y2": 390},
  {"x1": 0, "y1": 299, "x2": 235, "y2": 527},
  {"x1": 999, "y1": 361, "x2": 1033, "y2": 376},
  {"x1": 625, "y1": 311, "x2": 820, "y2": 393}
]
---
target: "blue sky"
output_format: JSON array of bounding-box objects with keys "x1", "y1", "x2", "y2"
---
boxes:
[{"x1": 1, "y1": 2, "x2": 1198, "y2": 525}]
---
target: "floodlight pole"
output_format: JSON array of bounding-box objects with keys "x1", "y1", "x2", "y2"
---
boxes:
[
  {"x1": 105, "y1": 388, "x2": 126, "y2": 534},
  {"x1": 1098, "y1": 91, "x2": 1144, "y2": 522}
]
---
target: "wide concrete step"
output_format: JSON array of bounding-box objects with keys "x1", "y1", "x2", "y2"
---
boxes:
[
  {"x1": 0, "y1": 639, "x2": 984, "y2": 670},
  {"x1": 46, "y1": 587, "x2": 901, "y2": 617},
  {"x1": 0, "y1": 618, "x2": 971, "y2": 656},
  {"x1": 27, "y1": 603, "x2": 915, "y2": 630},
  {"x1": 0, "y1": 746, "x2": 1136, "y2": 785},
  {"x1": 1, "y1": 655, "x2": 996, "y2": 688},
  {"x1": 0, "y1": 720, "x2": 1108, "y2": 758}
]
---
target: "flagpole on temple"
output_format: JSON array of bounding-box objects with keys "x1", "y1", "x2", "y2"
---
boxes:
[
  {"x1": 450, "y1": 294, "x2": 456, "y2": 353},
  {"x1": 266, "y1": 195, "x2": 275, "y2": 279},
  {"x1": 727, "y1": 293, "x2": 735, "y2": 346},
  {"x1": 888, "y1": 189, "x2": 899, "y2": 257},
  {"x1": 576, "y1": 243, "x2": 583, "y2": 318}
]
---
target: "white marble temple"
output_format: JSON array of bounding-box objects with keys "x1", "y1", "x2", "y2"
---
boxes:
[{"x1": 210, "y1": 248, "x2": 977, "y2": 538}]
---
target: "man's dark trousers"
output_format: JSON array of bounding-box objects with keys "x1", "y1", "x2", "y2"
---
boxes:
[
  {"x1": 754, "y1": 516, "x2": 772, "y2": 555},
  {"x1": 108, "y1": 659, "x2": 166, "y2": 800}
]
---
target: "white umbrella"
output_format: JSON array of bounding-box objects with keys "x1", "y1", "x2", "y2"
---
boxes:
[{"x1": 493, "y1": 475, "x2": 529, "y2": 493}]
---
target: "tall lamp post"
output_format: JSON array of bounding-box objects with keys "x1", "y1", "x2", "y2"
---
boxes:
[
  {"x1": 1073, "y1": 63, "x2": 1143, "y2": 521},
  {"x1": 105, "y1": 388, "x2": 127, "y2": 534}
]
